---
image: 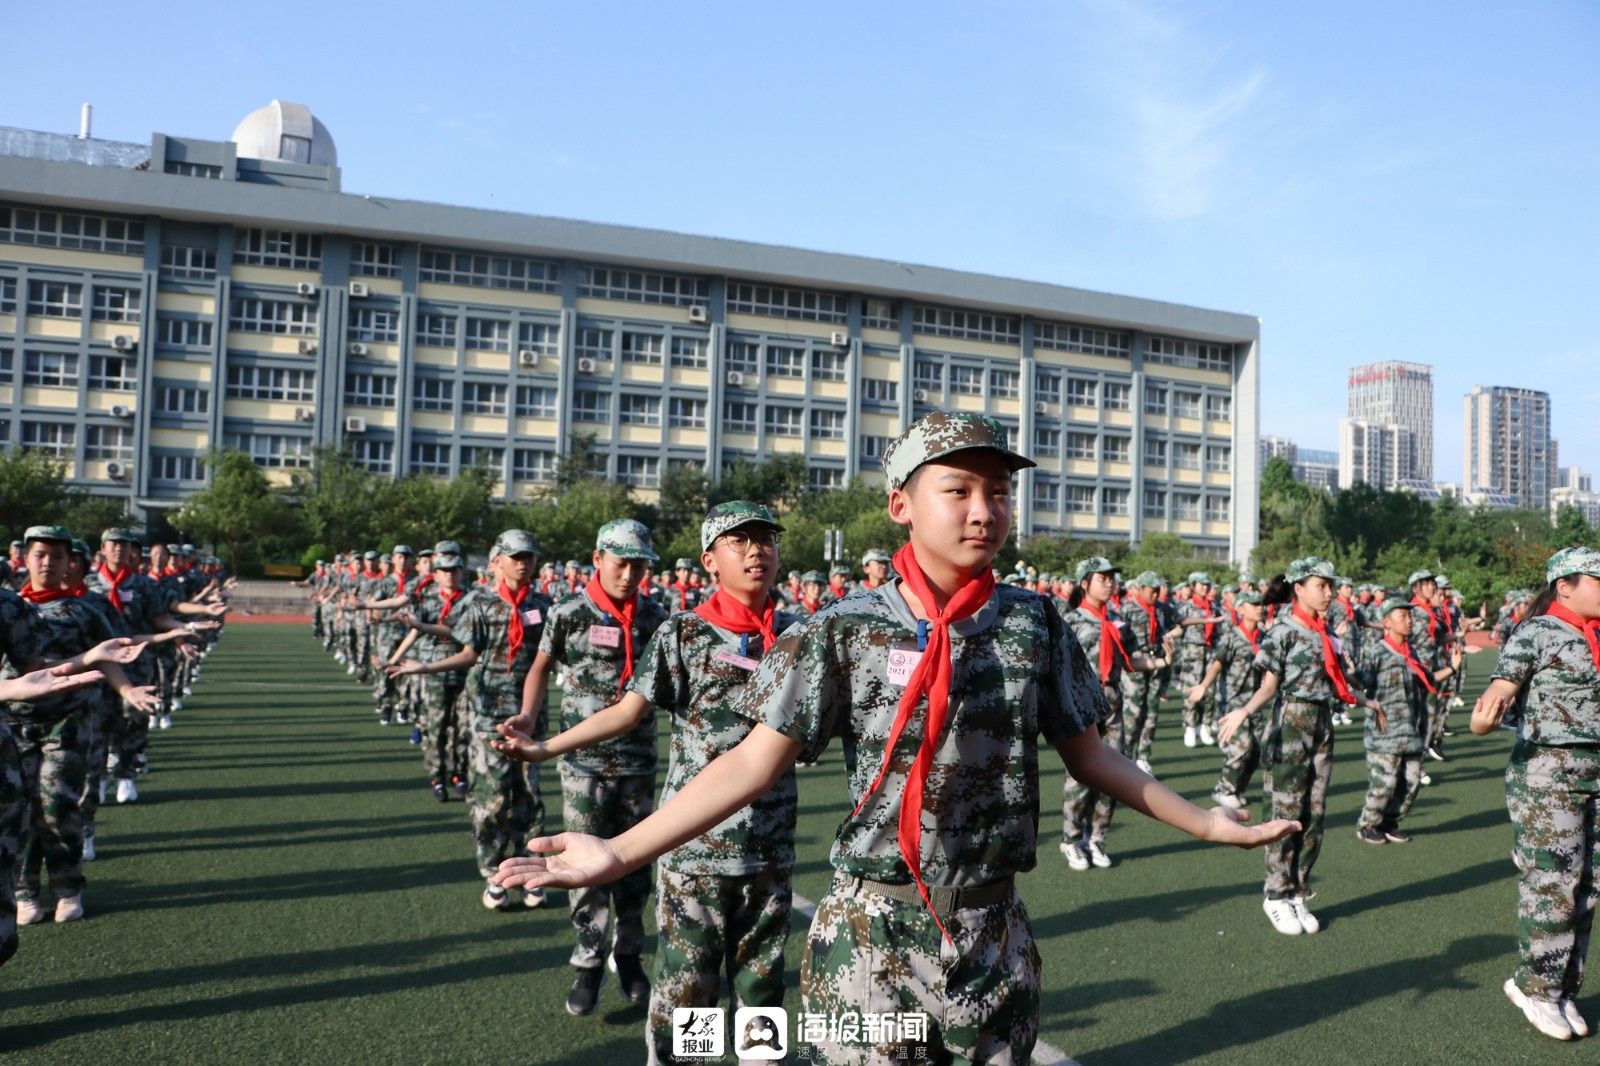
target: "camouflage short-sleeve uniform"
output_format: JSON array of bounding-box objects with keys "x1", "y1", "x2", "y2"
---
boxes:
[
  {"x1": 368, "y1": 573, "x2": 418, "y2": 720},
  {"x1": 1212, "y1": 624, "x2": 1266, "y2": 807},
  {"x1": 85, "y1": 570, "x2": 166, "y2": 784},
  {"x1": 1355, "y1": 638, "x2": 1429, "y2": 834},
  {"x1": 0, "y1": 589, "x2": 40, "y2": 961},
  {"x1": 743, "y1": 582, "x2": 1106, "y2": 1063},
  {"x1": 416, "y1": 583, "x2": 472, "y2": 784},
  {"x1": 1494, "y1": 615, "x2": 1600, "y2": 1005},
  {"x1": 1117, "y1": 597, "x2": 1167, "y2": 764},
  {"x1": 1176, "y1": 600, "x2": 1226, "y2": 731},
  {"x1": 1408, "y1": 599, "x2": 1448, "y2": 749},
  {"x1": 1060, "y1": 602, "x2": 1138, "y2": 846}
]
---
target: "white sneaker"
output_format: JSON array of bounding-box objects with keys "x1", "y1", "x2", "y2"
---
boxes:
[
  {"x1": 482, "y1": 883, "x2": 513, "y2": 911},
  {"x1": 1087, "y1": 840, "x2": 1113, "y2": 868},
  {"x1": 97, "y1": 779, "x2": 107, "y2": 804},
  {"x1": 1504, "y1": 979, "x2": 1573, "y2": 1040},
  {"x1": 1263, "y1": 897, "x2": 1302, "y2": 935},
  {"x1": 182, "y1": 686, "x2": 193, "y2": 697},
  {"x1": 1290, "y1": 896, "x2": 1320, "y2": 934},
  {"x1": 523, "y1": 887, "x2": 546, "y2": 909},
  {"x1": 158, "y1": 715, "x2": 172, "y2": 730},
  {"x1": 171, "y1": 699, "x2": 183, "y2": 712},
  {"x1": 116, "y1": 779, "x2": 138, "y2": 804},
  {"x1": 1449, "y1": 697, "x2": 1465, "y2": 710},
  {"x1": 1212, "y1": 791, "x2": 1246, "y2": 811},
  {"x1": 1420, "y1": 772, "x2": 1433, "y2": 786},
  {"x1": 1560, "y1": 998, "x2": 1590, "y2": 1038},
  {"x1": 347, "y1": 665, "x2": 357, "y2": 675},
  {"x1": 1198, "y1": 725, "x2": 1216, "y2": 746},
  {"x1": 1060, "y1": 840, "x2": 1090, "y2": 871},
  {"x1": 54, "y1": 896, "x2": 84, "y2": 923},
  {"x1": 82, "y1": 831, "x2": 97, "y2": 862},
  {"x1": 1183, "y1": 727, "x2": 1198, "y2": 748},
  {"x1": 16, "y1": 898, "x2": 47, "y2": 925},
  {"x1": 1135, "y1": 758, "x2": 1154, "y2": 776}
]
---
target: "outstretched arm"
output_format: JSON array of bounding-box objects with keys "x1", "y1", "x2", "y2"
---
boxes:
[
  {"x1": 1472, "y1": 678, "x2": 1520, "y2": 734},
  {"x1": 0, "y1": 663, "x2": 106, "y2": 702},
  {"x1": 494, "y1": 692, "x2": 650, "y2": 763}
]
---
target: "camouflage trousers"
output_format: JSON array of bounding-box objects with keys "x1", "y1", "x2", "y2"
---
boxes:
[
  {"x1": 561, "y1": 769, "x2": 653, "y2": 969},
  {"x1": 1177, "y1": 646, "x2": 1217, "y2": 730},
  {"x1": 1425, "y1": 693, "x2": 1448, "y2": 753},
  {"x1": 1506, "y1": 740, "x2": 1600, "y2": 1003},
  {"x1": 1358, "y1": 750, "x2": 1423, "y2": 832},
  {"x1": 1063, "y1": 685, "x2": 1124, "y2": 844},
  {"x1": 111, "y1": 691, "x2": 150, "y2": 783},
  {"x1": 81, "y1": 698, "x2": 115, "y2": 826},
  {"x1": 1119, "y1": 671, "x2": 1161, "y2": 764},
  {"x1": 14, "y1": 712, "x2": 91, "y2": 902},
  {"x1": 155, "y1": 647, "x2": 179, "y2": 715},
  {"x1": 1261, "y1": 699, "x2": 1335, "y2": 901},
  {"x1": 798, "y1": 872, "x2": 1040, "y2": 1064},
  {"x1": 421, "y1": 674, "x2": 468, "y2": 783},
  {"x1": 371, "y1": 630, "x2": 407, "y2": 721},
  {"x1": 646, "y1": 867, "x2": 792, "y2": 1065},
  {"x1": 1214, "y1": 709, "x2": 1264, "y2": 807},
  {"x1": 350, "y1": 621, "x2": 372, "y2": 683},
  {"x1": 312, "y1": 601, "x2": 326, "y2": 643},
  {"x1": 466, "y1": 702, "x2": 540, "y2": 880},
  {"x1": 0, "y1": 726, "x2": 25, "y2": 961}
]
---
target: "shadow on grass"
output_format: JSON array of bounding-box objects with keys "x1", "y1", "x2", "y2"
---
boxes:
[
  {"x1": 1029, "y1": 882, "x2": 1258, "y2": 939},
  {"x1": 1040, "y1": 977, "x2": 1160, "y2": 1033},
  {"x1": 1315, "y1": 859, "x2": 1505, "y2": 926},
  {"x1": 88, "y1": 857, "x2": 475, "y2": 914}
]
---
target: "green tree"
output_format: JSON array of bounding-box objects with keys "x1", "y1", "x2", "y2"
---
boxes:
[
  {"x1": 1551, "y1": 504, "x2": 1595, "y2": 550},
  {"x1": 0, "y1": 450, "x2": 71, "y2": 538},
  {"x1": 656, "y1": 461, "x2": 710, "y2": 544},
  {"x1": 292, "y1": 446, "x2": 383, "y2": 552},
  {"x1": 712, "y1": 455, "x2": 810, "y2": 511},
  {"x1": 171, "y1": 451, "x2": 293, "y2": 574},
  {"x1": 56, "y1": 493, "x2": 132, "y2": 542},
  {"x1": 505, "y1": 477, "x2": 643, "y2": 567}
]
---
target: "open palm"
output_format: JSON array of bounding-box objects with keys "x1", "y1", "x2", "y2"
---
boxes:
[{"x1": 494, "y1": 833, "x2": 628, "y2": 890}]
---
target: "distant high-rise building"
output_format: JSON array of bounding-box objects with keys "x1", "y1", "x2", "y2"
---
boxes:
[
  {"x1": 1294, "y1": 448, "x2": 1339, "y2": 492},
  {"x1": 1259, "y1": 435, "x2": 1297, "y2": 469},
  {"x1": 1340, "y1": 361, "x2": 1432, "y2": 488},
  {"x1": 1552, "y1": 465, "x2": 1600, "y2": 528},
  {"x1": 1557, "y1": 465, "x2": 1592, "y2": 493},
  {"x1": 1464, "y1": 386, "x2": 1555, "y2": 510}
]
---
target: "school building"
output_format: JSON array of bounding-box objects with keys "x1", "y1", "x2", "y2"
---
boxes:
[{"x1": 0, "y1": 101, "x2": 1262, "y2": 561}]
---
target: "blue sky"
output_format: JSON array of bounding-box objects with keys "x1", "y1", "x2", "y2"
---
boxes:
[{"x1": 7, "y1": 1, "x2": 1597, "y2": 482}]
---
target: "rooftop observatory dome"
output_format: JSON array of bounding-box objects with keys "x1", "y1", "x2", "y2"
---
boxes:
[{"x1": 230, "y1": 100, "x2": 337, "y2": 167}]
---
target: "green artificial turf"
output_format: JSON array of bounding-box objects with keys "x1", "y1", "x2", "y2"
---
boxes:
[{"x1": 0, "y1": 627, "x2": 1584, "y2": 1063}]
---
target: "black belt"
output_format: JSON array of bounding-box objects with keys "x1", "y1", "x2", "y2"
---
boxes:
[{"x1": 838, "y1": 873, "x2": 1015, "y2": 921}]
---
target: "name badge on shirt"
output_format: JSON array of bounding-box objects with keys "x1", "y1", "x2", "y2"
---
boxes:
[
  {"x1": 519, "y1": 608, "x2": 542, "y2": 625},
  {"x1": 886, "y1": 646, "x2": 922, "y2": 687},
  {"x1": 713, "y1": 649, "x2": 760, "y2": 671},
  {"x1": 588, "y1": 624, "x2": 622, "y2": 648},
  {"x1": 1329, "y1": 636, "x2": 1343, "y2": 655}
]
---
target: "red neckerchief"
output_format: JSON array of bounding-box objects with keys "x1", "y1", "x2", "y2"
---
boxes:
[
  {"x1": 1110, "y1": 592, "x2": 1124, "y2": 612},
  {"x1": 828, "y1": 577, "x2": 847, "y2": 596},
  {"x1": 1547, "y1": 603, "x2": 1600, "y2": 672},
  {"x1": 1142, "y1": 598, "x2": 1160, "y2": 650},
  {"x1": 21, "y1": 584, "x2": 82, "y2": 604},
  {"x1": 1080, "y1": 599, "x2": 1131, "y2": 683},
  {"x1": 362, "y1": 565, "x2": 380, "y2": 580},
  {"x1": 1337, "y1": 595, "x2": 1355, "y2": 619},
  {"x1": 1291, "y1": 605, "x2": 1356, "y2": 705},
  {"x1": 1442, "y1": 604, "x2": 1457, "y2": 635},
  {"x1": 395, "y1": 573, "x2": 411, "y2": 598},
  {"x1": 800, "y1": 593, "x2": 821, "y2": 613},
  {"x1": 1410, "y1": 595, "x2": 1441, "y2": 642},
  {"x1": 584, "y1": 573, "x2": 640, "y2": 695},
  {"x1": 438, "y1": 585, "x2": 464, "y2": 622},
  {"x1": 497, "y1": 580, "x2": 532, "y2": 663},
  {"x1": 853, "y1": 542, "x2": 995, "y2": 943},
  {"x1": 97, "y1": 563, "x2": 135, "y2": 613},
  {"x1": 694, "y1": 588, "x2": 777, "y2": 649},
  {"x1": 1240, "y1": 622, "x2": 1261, "y2": 657},
  {"x1": 416, "y1": 574, "x2": 435, "y2": 593},
  {"x1": 1225, "y1": 604, "x2": 1241, "y2": 627},
  {"x1": 1384, "y1": 634, "x2": 1437, "y2": 695},
  {"x1": 671, "y1": 580, "x2": 692, "y2": 611},
  {"x1": 1192, "y1": 595, "x2": 1217, "y2": 645},
  {"x1": 863, "y1": 578, "x2": 885, "y2": 590}
]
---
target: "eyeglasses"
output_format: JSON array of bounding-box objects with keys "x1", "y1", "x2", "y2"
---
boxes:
[{"x1": 717, "y1": 530, "x2": 781, "y2": 554}]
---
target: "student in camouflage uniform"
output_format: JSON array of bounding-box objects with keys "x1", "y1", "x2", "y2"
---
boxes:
[
  {"x1": 506, "y1": 518, "x2": 668, "y2": 1015},
  {"x1": 1470, "y1": 546, "x2": 1600, "y2": 1041},
  {"x1": 1404, "y1": 569, "x2": 1449, "y2": 761},
  {"x1": 499, "y1": 412, "x2": 1296, "y2": 1064},
  {"x1": 1117, "y1": 571, "x2": 1169, "y2": 774},
  {"x1": 1218, "y1": 556, "x2": 1383, "y2": 937},
  {"x1": 796, "y1": 570, "x2": 826, "y2": 615},
  {"x1": 387, "y1": 541, "x2": 473, "y2": 800},
  {"x1": 1175, "y1": 571, "x2": 1227, "y2": 747},
  {"x1": 389, "y1": 530, "x2": 550, "y2": 909},
  {"x1": 859, "y1": 547, "x2": 893, "y2": 592},
  {"x1": 357, "y1": 545, "x2": 420, "y2": 726},
  {"x1": 1355, "y1": 595, "x2": 1462, "y2": 845},
  {"x1": 1189, "y1": 591, "x2": 1267, "y2": 810}
]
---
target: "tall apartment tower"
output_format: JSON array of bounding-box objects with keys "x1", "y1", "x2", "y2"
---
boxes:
[
  {"x1": 1464, "y1": 385, "x2": 1554, "y2": 509},
  {"x1": 1339, "y1": 360, "x2": 1432, "y2": 489}
]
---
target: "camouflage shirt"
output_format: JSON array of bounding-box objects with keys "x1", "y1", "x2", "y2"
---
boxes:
[
  {"x1": 539, "y1": 592, "x2": 669, "y2": 778},
  {"x1": 450, "y1": 586, "x2": 551, "y2": 713},
  {"x1": 1357, "y1": 637, "x2": 1430, "y2": 754},
  {"x1": 1176, "y1": 599, "x2": 1225, "y2": 649},
  {"x1": 85, "y1": 570, "x2": 167, "y2": 684},
  {"x1": 629, "y1": 608, "x2": 802, "y2": 875},
  {"x1": 1408, "y1": 600, "x2": 1445, "y2": 669},
  {"x1": 3, "y1": 593, "x2": 119, "y2": 726},
  {"x1": 742, "y1": 581, "x2": 1107, "y2": 887},
  {"x1": 1492, "y1": 615, "x2": 1600, "y2": 747},
  {"x1": 1327, "y1": 598, "x2": 1365, "y2": 656},
  {"x1": 414, "y1": 582, "x2": 469, "y2": 670},
  {"x1": 1062, "y1": 602, "x2": 1143, "y2": 689},
  {"x1": 0, "y1": 587, "x2": 41, "y2": 680},
  {"x1": 1211, "y1": 623, "x2": 1265, "y2": 713},
  {"x1": 1118, "y1": 597, "x2": 1168, "y2": 654},
  {"x1": 1254, "y1": 617, "x2": 1339, "y2": 704}
]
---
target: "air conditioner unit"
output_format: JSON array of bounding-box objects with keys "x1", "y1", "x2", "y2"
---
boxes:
[
  {"x1": 912, "y1": 388, "x2": 928, "y2": 402},
  {"x1": 344, "y1": 415, "x2": 367, "y2": 433},
  {"x1": 112, "y1": 335, "x2": 134, "y2": 351},
  {"x1": 687, "y1": 306, "x2": 709, "y2": 324},
  {"x1": 110, "y1": 404, "x2": 133, "y2": 419},
  {"x1": 298, "y1": 338, "x2": 318, "y2": 355},
  {"x1": 1035, "y1": 400, "x2": 1049, "y2": 414},
  {"x1": 830, "y1": 330, "x2": 849, "y2": 347},
  {"x1": 348, "y1": 281, "x2": 370, "y2": 298},
  {"x1": 293, "y1": 406, "x2": 314, "y2": 423},
  {"x1": 348, "y1": 342, "x2": 369, "y2": 356},
  {"x1": 726, "y1": 370, "x2": 744, "y2": 387},
  {"x1": 576, "y1": 357, "x2": 597, "y2": 374},
  {"x1": 105, "y1": 460, "x2": 129, "y2": 480},
  {"x1": 517, "y1": 348, "x2": 541, "y2": 367},
  {"x1": 297, "y1": 282, "x2": 319, "y2": 297}
]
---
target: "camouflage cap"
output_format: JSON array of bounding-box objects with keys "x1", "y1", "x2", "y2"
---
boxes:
[
  {"x1": 1548, "y1": 545, "x2": 1600, "y2": 584},
  {"x1": 1435, "y1": 574, "x2": 1452, "y2": 589},
  {"x1": 829, "y1": 565, "x2": 849, "y2": 577},
  {"x1": 180, "y1": 544, "x2": 196, "y2": 554},
  {"x1": 22, "y1": 524, "x2": 72, "y2": 544},
  {"x1": 1128, "y1": 569, "x2": 1165, "y2": 589},
  {"x1": 1285, "y1": 556, "x2": 1337, "y2": 583},
  {"x1": 100, "y1": 527, "x2": 141, "y2": 545},
  {"x1": 492, "y1": 529, "x2": 540, "y2": 558},
  {"x1": 699, "y1": 501, "x2": 785, "y2": 552},
  {"x1": 595, "y1": 518, "x2": 659, "y2": 562},
  {"x1": 564, "y1": 559, "x2": 582, "y2": 569},
  {"x1": 801, "y1": 569, "x2": 827, "y2": 584},
  {"x1": 1406, "y1": 569, "x2": 1435, "y2": 587},
  {"x1": 1002, "y1": 573, "x2": 1024, "y2": 585},
  {"x1": 391, "y1": 544, "x2": 415, "y2": 556},
  {"x1": 1336, "y1": 575, "x2": 1354, "y2": 589},
  {"x1": 1234, "y1": 590, "x2": 1263, "y2": 607},
  {"x1": 881, "y1": 411, "x2": 1035, "y2": 490},
  {"x1": 432, "y1": 552, "x2": 463, "y2": 570},
  {"x1": 674, "y1": 557, "x2": 694, "y2": 570},
  {"x1": 362, "y1": 550, "x2": 379, "y2": 561},
  {"x1": 1187, "y1": 571, "x2": 1215, "y2": 586},
  {"x1": 68, "y1": 538, "x2": 93, "y2": 561},
  {"x1": 1380, "y1": 593, "x2": 1413, "y2": 615},
  {"x1": 8, "y1": 540, "x2": 20, "y2": 549},
  {"x1": 1222, "y1": 583, "x2": 1239, "y2": 595},
  {"x1": 861, "y1": 548, "x2": 893, "y2": 565},
  {"x1": 433, "y1": 539, "x2": 463, "y2": 556},
  {"x1": 417, "y1": 548, "x2": 434, "y2": 558},
  {"x1": 787, "y1": 570, "x2": 801, "y2": 580},
  {"x1": 1074, "y1": 556, "x2": 1116, "y2": 582}
]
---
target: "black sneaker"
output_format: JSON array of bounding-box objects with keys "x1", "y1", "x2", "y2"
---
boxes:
[
  {"x1": 1382, "y1": 827, "x2": 1414, "y2": 844},
  {"x1": 1357, "y1": 826, "x2": 1387, "y2": 845},
  {"x1": 566, "y1": 966, "x2": 603, "y2": 1016},
  {"x1": 430, "y1": 779, "x2": 447, "y2": 802},
  {"x1": 611, "y1": 954, "x2": 650, "y2": 1003}
]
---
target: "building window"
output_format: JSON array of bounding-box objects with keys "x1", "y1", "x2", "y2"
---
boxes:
[
  {"x1": 234, "y1": 228, "x2": 321, "y2": 270},
  {"x1": 1173, "y1": 492, "x2": 1201, "y2": 520},
  {"x1": 1144, "y1": 385, "x2": 1168, "y2": 415},
  {"x1": 1034, "y1": 427, "x2": 1061, "y2": 457},
  {"x1": 419, "y1": 247, "x2": 558, "y2": 292},
  {"x1": 350, "y1": 241, "x2": 401, "y2": 278},
  {"x1": 861, "y1": 434, "x2": 891, "y2": 465},
  {"x1": 1103, "y1": 487, "x2": 1129, "y2": 516},
  {"x1": 764, "y1": 405, "x2": 803, "y2": 437},
  {"x1": 1103, "y1": 380, "x2": 1131, "y2": 410},
  {"x1": 724, "y1": 402, "x2": 757, "y2": 433},
  {"x1": 460, "y1": 444, "x2": 505, "y2": 471},
  {"x1": 224, "y1": 432, "x2": 313, "y2": 468},
  {"x1": 514, "y1": 385, "x2": 557, "y2": 419},
  {"x1": 409, "y1": 441, "x2": 453, "y2": 476},
  {"x1": 669, "y1": 335, "x2": 707, "y2": 368},
  {"x1": 571, "y1": 389, "x2": 610, "y2": 423},
  {"x1": 512, "y1": 448, "x2": 557, "y2": 483},
  {"x1": 574, "y1": 326, "x2": 614, "y2": 362},
  {"x1": 810, "y1": 409, "x2": 845, "y2": 440},
  {"x1": 1205, "y1": 495, "x2": 1231, "y2": 522},
  {"x1": 1104, "y1": 435, "x2": 1130, "y2": 463},
  {"x1": 1065, "y1": 377, "x2": 1098, "y2": 407},
  {"x1": 912, "y1": 359, "x2": 943, "y2": 389},
  {"x1": 159, "y1": 245, "x2": 216, "y2": 281},
  {"x1": 225, "y1": 365, "x2": 315, "y2": 402},
  {"x1": 156, "y1": 385, "x2": 209, "y2": 415},
  {"x1": 84, "y1": 424, "x2": 133, "y2": 461},
  {"x1": 412, "y1": 376, "x2": 455, "y2": 412},
  {"x1": 1034, "y1": 370, "x2": 1061, "y2": 404},
  {"x1": 1143, "y1": 488, "x2": 1167, "y2": 518},
  {"x1": 1065, "y1": 432, "x2": 1096, "y2": 460},
  {"x1": 20, "y1": 420, "x2": 74, "y2": 457},
  {"x1": 725, "y1": 339, "x2": 759, "y2": 374},
  {"x1": 416, "y1": 312, "x2": 457, "y2": 347},
  {"x1": 461, "y1": 381, "x2": 508, "y2": 415},
  {"x1": 949, "y1": 366, "x2": 983, "y2": 395},
  {"x1": 1174, "y1": 441, "x2": 1201, "y2": 470},
  {"x1": 668, "y1": 397, "x2": 707, "y2": 428},
  {"x1": 26, "y1": 280, "x2": 83, "y2": 319},
  {"x1": 1147, "y1": 335, "x2": 1232, "y2": 372},
  {"x1": 1144, "y1": 435, "x2": 1168, "y2": 465},
  {"x1": 765, "y1": 345, "x2": 805, "y2": 379},
  {"x1": 726, "y1": 283, "x2": 848, "y2": 323},
  {"x1": 0, "y1": 276, "x2": 14, "y2": 314},
  {"x1": 578, "y1": 265, "x2": 708, "y2": 307},
  {"x1": 348, "y1": 306, "x2": 401, "y2": 343},
  {"x1": 0, "y1": 205, "x2": 144, "y2": 255},
  {"x1": 1034, "y1": 321, "x2": 1132, "y2": 358},
  {"x1": 463, "y1": 317, "x2": 512, "y2": 352},
  {"x1": 809, "y1": 467, "x2": 845, "y2": 491},
  {"x1": 621, "y1": 331, "x2": 664, "y2": 365},
  {"x1": 619, "y1": 393, "x2": 661, "y2": 426},
  {"x1": 164, "y1": 160, "x2": 223, "y2": 179},
  {"x1": 1033, "y1": 480, "x2": 1060, "y2": 511},
  {"x1": 87, "y1": 354, "x2": 135, "y2": 390},
  {"x1": 862, "y1": 298, "x2": 899, "y2": 331},
  {"x1": 811, "y1": 349, "x2": 847, "y2": 382},
  {"x1": 1205, "y1": 444, "x2": 1232, "y2": 472},
  {"x1": 156, "y1": 315, "x2": 213, "y2": 348},
  {"x1": 229, "y1": 297, "x2": 317, "y2": 336},
  {"x1": 351, "y1": 438, "x2": 394, "y2": 474},
  {"x1": 23, "y1": 350, "x2": 78, "y2": 386},
  {"x1": 1206, "y1": 394, "x2": 1232, "y2": 421},
  {"x1": 152, "y1": 454, "x2": 202, "y2": 482},
  {"x1": 617, "y1": 455, "x2": 660, "y2": 488},
  {"x1": 518, "y1": 321, "x2": 560, "y2": 357},
  {"x1": 912, "y1": 305, "x2": 1020, "y2": 344},
  {"x1": 1065, "y1": 484, "x2": 1096, "y2": 514},
  {"x1": 1172, "y1": 391, "x2": 1202, "y2": 419},
  {"x1": 989, "y1": 369, "x2": 1019, "y2": 398},
  {"x1": 862, "y1": 377, "x2": 898, "y2": 403},
  {"x1": 91, "y1": 285, "x2": 142, "y2": 323}
]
